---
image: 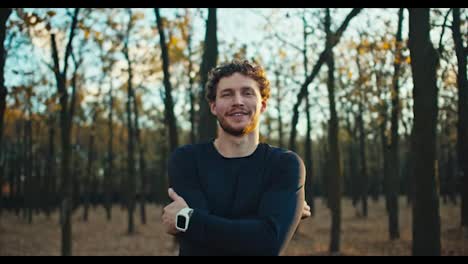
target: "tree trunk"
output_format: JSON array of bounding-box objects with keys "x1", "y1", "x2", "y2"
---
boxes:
[
  {"x1": 83, "y1": 111, "x2": 97, "y2": 222},
  {"x1": 133, "y1": 91, "x2": 147, "y2": 225},
  {"x1": 305, "y1": 94, "x2": 314, "y2": 216},
  {"x1": 198, "y1": 8, "x2": 218, "y2": 143},
  {"x1": 44, "y1": 114, "x2": 56, "y2": 218},
  {"x1": 155, "y1": 8, "x2": 179, "y2": 153},
  {"x1": 325, "y1": 9, "x2": 342, "y2": 254},
  {"x1": 387, "y1": 8, "x2": 404, "y2": 240},
  {"x1": 104, "y1": 70, "x2": 115, "y2": 221},
  {"x1": 289, "y1": 8, "x2": 362, "y2": 150},
  {"x1": 50, "y1": 8, "x2": 80, "y2": 256},
  {"x1": 358, "y1": 99, "x2": 368, "y2": 218},
  {"x1": 186, "y1": 18, "x2": 197, "y2": 144},
  {"x1": 124, "y1": 9, "x2": 136, "y2": 235},
  {"x1": 24, "y1": 117, "x2": 33, "y2": 224},
  {"x1": 0, "y1": 10, "x2": 11, "y2": 206},
  {"x1": 408, "y1": 8, "x2": 441, "y2": 256},
  {"x1": 345, "y1": 113, "x2": 359, "y2": 207},
  {"x1": 274, "y1": 70, "x2": 284, "y2": 149},
  {"x1": 451, "y1": 8, "x2": 468, "y2": 229}
]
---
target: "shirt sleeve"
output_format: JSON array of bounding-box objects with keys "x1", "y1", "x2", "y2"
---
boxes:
[
  {"x1": 180, "y1": 150, "x2": 306, "y2": 256},
  {"x1": 168, "y1": 145, "x2": 209, "y2": 212}
]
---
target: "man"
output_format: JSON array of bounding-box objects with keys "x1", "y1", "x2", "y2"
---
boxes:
[{"x1": 162, "y1": 60, "x2": 310, "y2": 256}]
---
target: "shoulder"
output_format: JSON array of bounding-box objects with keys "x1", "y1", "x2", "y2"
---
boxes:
[
  {"x1": 264, "y1": 144, "x2": 304, "y2": 167},
  {"x1": 262, "y1": 144, "x2": 306, "y2": 189}
]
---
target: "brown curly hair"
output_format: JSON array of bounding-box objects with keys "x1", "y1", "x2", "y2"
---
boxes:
[{"x1": 205, "y1": 60, "x2": 270, "y2": 103}]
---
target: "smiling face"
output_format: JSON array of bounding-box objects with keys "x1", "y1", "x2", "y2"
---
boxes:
[{"x1": 210, "y1": 73, "x2": 267, "y2": 137}]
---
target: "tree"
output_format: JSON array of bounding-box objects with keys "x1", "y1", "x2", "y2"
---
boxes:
[
  {"x1": 386, "y1": 8, "x2": 404, "y2": 240},
  {"x1": 355, "y1": 44, "x2": 368, "y2": 218},
  {"x1": 123, "y1": 8, "x2": 136, "y2": 235},
  {"x1": 451, "y1": 8, "x2": 468, "y2": 230},
  {"x1": 324, "y1": 9, "x2": 342, "y2": 254},
  {"x1": 198, "y1": 8, "x2": 218, "y2": 143},
  {"x1": 49, "y1": 8, "x2": 80, "y2": 256},
  {"x1": 155, "y1": 8, "x2": 179, "y2": 153},
  {"x1": 289, "y1": 8, "x2": 362, "y2": 151},
  {"x1": 408, "y1": 8, "x2": 441, "y2": 256},
  {"x1": 0, "y1": 9, "x2": 12, "y2": 206}
]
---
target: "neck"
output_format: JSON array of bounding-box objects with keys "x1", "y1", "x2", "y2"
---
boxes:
[{"x1": 214, "y1": 126, "x2": 259, "y2": 158}]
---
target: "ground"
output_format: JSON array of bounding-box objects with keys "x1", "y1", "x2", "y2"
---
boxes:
[{"x1": 0, "y1": 197, "x2": 466, "y2": 256}]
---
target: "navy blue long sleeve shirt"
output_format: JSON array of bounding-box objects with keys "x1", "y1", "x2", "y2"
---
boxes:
[{"x1": 168, "y1": 140, "x2": 305, "y2": 256}]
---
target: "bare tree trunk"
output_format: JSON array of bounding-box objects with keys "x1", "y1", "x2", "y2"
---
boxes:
[
  {"x1": 345, "y1": 114, "x2": 359, "y2": 207},
  {"x1": 324, "y1": 9, "x2": 342, "y2": 254},
  {"x1": 155, "y1": 8, "x2": 179, "y2": 153},
  {"x1": 83, "y1": 110, "x2": 97, "y2": 222},
  {"x1": 105, "y1": 82, "x2": 114, "y2": 221},
  {"x1": 44, "y1": 114, "x2": 56, "y2": 218},
  {"x1": 274, "y1": 69, "x2": 284, "y2": 149},
  {"x1": 124, "y1": 9, "x2": 136, "y2": 235},
  {"x1": 198, "y1": 8, "x2": 218, "y2": 143},
  {"x1": 357, "y1": 99, "x2": 368, "y2": 218},
  {"x1": 24, "y1": 116, "x2": 33, "y2": 224},
  {"x1": 408, "y1": 8, "x2": 441, "y2": 256},
  {"x1": 451, "y1": 8, "x2": 468, "y2": 229},
  {"x1": 289, "y1": 8, "x2": 362, "y2": 150},
  {"x1": 305, "y1": 94, "x2": 314, "y2": 216},
  {"x1": 386, "y1": 8, "x2": 404, "y2": 240},
  {"x1": 133, "y1": 91, "x2": 147, "y2": 225},
  {"x1": 50, "y1": 8, "x2": 80, "y2": 256},
  {"x1": 184, "y1": 13, "x2": 197, "y2": 144},
  {"x1": 0, "y1": 10, "x2": 11, "y2": 205}
]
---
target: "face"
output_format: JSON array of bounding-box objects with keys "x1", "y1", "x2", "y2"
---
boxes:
[{"x1": 210, "y1": 73, "x2": 267, "y2": 137}]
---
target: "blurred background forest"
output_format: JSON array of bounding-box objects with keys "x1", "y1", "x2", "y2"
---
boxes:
[{"x1": 0, "y1": 8, "x2": 466, "y2": 256}]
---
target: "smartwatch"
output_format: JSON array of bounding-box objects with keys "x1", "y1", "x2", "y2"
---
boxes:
[{"x1": 176, "y1": 207, "x2": 194, "y2": 232}]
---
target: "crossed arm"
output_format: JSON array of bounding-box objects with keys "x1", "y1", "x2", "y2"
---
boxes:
[
  {"x1": 162, "y1": 146, "x2": 309, "y2": 255},
  {"x1": 162, "y1": 189, "x2": 311, "y2": 236}
]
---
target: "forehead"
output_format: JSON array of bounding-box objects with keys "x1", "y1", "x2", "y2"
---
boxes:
[{"x1": 217, "y1": 73, "x2": 259, "y2": 92}]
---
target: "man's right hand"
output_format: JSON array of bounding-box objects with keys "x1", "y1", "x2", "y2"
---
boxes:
[{"x1": 162, "y1": 188, "x2": 189, "y2": 235}]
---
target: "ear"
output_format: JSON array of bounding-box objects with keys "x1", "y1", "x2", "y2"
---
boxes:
[
  {"x1": 209, "y1": 101, "x2": 217, "y2": 116},
  {"x1": 260, "y1": 99, "x2": 267, "y2": 114}
]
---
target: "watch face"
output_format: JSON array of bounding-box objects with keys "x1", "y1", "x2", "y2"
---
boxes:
[{"x1": 176, "y1": 215, "x2": 186, "y2": 229}]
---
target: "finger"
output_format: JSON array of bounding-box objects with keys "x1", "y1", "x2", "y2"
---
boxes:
[{"x1": 168, "y1": 188, "x2": 180, "y2": 201}]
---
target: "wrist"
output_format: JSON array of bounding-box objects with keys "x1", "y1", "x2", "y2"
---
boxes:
[{"x1": 175, "y1": 207, "x2": 194, "y2": 232}]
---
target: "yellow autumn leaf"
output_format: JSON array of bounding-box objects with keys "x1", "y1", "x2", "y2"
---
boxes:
[
  {"x1": 169, "y1": 35, "x2": 178, "y2": 47},
  {"x1": 405, "y1": 56, "x2": 411, "y2": 64},
  {"x1": 382, "y1": 42, "x2": 391, "y2": 50}
]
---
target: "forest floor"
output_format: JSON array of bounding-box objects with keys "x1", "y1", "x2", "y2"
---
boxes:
[{"x1": 0, "y1": 197, "x2": 466, "y2": 256}]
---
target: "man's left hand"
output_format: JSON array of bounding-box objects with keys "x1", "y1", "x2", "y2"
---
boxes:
[{"x1": 301, "y1": 200, "x2": 311, "y2": 220}]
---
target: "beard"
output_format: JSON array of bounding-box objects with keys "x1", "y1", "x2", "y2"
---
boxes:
[{"x1": 217, "y1": 111, "x2": 260, "y2": 137}]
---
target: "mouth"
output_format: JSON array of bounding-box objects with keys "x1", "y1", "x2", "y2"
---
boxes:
[{"x1": 227, "y1": 111, "x2": 250, "y2": 118}]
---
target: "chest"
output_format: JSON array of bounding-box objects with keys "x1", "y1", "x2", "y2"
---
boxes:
[{"x1": 197, "y1": 157, "x2": 268, "y2": 217}]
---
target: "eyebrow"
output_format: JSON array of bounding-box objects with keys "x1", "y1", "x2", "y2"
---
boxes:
[{"x1": 219, "y1": 86, "x2": 255, "y2": 93}]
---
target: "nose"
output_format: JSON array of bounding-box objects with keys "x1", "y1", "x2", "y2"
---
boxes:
[{"x1": 232, "y1": 93, "x2": 245, "y2": 107}]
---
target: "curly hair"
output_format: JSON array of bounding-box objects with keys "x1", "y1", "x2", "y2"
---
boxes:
[{"x1": 205, "y1": 60, "x2": 270, "y2": 103}]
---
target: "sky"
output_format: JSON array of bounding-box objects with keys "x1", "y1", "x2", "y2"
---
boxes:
[{"x1": 3, "y1": 8, "x2": 462, "y2": 142}]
